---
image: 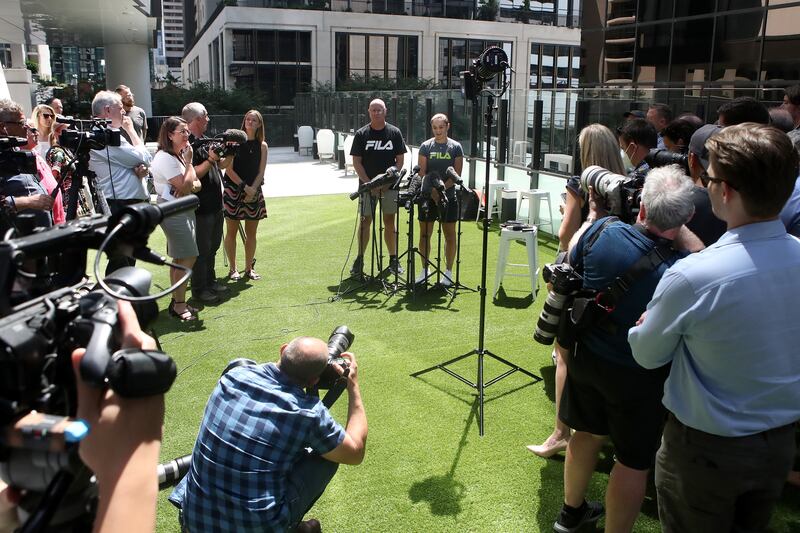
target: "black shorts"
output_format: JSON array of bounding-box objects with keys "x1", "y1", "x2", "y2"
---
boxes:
[
  {"x1": 559, "y1": 342, "x2": 669, "y2": 470},
  {"x1": 418, "y1": 188, "x2": 458, "y2": 223}
]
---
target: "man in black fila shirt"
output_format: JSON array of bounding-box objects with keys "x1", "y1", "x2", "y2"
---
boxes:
[{"x1": 349, "y1": 99, "x2": 407, "y2": 276}]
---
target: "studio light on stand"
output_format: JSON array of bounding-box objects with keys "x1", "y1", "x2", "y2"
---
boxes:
[{"x1": 411, "y1": 46, "x2": 541, "y2": 436}]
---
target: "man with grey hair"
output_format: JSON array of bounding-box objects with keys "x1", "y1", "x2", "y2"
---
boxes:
[
  {"x1": 88, "y1": 90, "x2": 151, "y2": 275},
  {"x1": 183, "y1": 102, "x2": 232, "y2": 302},
  {"x1": 170, "y1": 336, "x2": 367, "y2": 533},
  {"x1": 551, "y1": 165, "x2": 699, "y2": 533}
]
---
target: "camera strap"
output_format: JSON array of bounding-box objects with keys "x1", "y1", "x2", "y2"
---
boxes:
[{"x1": 595, "y1": 227, "x2": 677, "y2": 312}]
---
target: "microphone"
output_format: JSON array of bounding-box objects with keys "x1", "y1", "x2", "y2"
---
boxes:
[
  {"x1": 111, "y1": 196, "x2": 200, "y2": 238},
  {"x1": 411, "y1": 165, "x2": 421, "y2": 176},
  {"x1": 217, "y1": 128, "x2": 248, "y2": 144},
  {"x1": 349, "y1": 166, "x2": 400, "y2": 200},
  {"x1": 445, "y1": 166, "x2": 464, "y2": 186}
]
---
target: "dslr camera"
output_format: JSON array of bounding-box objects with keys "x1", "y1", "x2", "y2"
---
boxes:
[
  {"x1": 533, "y1": 262, "x2": 584, "y2": 345},
  {"x1": 317, "y1": 326, "x2": 354, "y2": 389},
  {"x1": 57, "y1": 118, "x2": 122, "y2": 152},
  {"x1": 580, "y1": 165, "x2": 647, "y2": 223}
]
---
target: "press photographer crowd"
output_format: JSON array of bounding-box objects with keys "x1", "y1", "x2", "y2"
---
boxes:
[{"x1": 0, "y1": 79, "x2": 799, "y2": 533}]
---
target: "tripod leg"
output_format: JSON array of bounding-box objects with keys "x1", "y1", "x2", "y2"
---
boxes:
[{"x1": 478, "y1": 351, "x2": 485, "y2": 436}]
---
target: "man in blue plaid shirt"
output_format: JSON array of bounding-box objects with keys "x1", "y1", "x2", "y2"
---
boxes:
[{"x1": 169, "y1": 337, "x2": 368, "y2": 532}]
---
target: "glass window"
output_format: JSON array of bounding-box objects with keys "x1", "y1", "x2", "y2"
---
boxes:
[
  {"x1": 670, "y1": 18, "x2": 713, "y2": 83},
  {"x1": 541, "y1": 44, "x2": 555, "y2": 88},
  {"x1": 638, "y1": 0, "x2": 674, "y2": 22},
  {"x1": 570, "y1": 46, "x2": 580, "y2": 87},
  {"x1": 232, "y1": 30, "x2": 254, "y2": 61},
  {"x1": 298, "y1": 32, "x2": 311, "y2": 62},
  {"x1": 711, "y1": 12, "x2": 765, "y2": 83},
  {"x1": 761, "y1": 5, "x2": 800, "y2": 82},
  {"x1": 673, "y1": 0, "x2": 717, "y2": 16},
  {"x1": 636, "y1": 21, "x2": 672, "y2": 83},
  {"x1": 257, "y1": 31, "x2": 275, "y2": 63},
  {"x1": 556, "y1": 46, "x2": 570, "y2": 87},
  {"x1": 530, "y1": 44, "x2": 540, "y2": 88},
  {"x1": 368, "y1": 35, "x2": 385, "y2": 75},
  {"x1": 580, "y1": 29, "x2": 604, "y2": 84},
  {"x1": 278, "y1": 32, "x2": 297, "y2": 62}
]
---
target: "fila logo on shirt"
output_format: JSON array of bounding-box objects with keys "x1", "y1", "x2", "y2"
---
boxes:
[
  {"x1": 429, "y1": 152, "x2": 452, "y2": 160},
  {"x1": 365, "y1": 140, "x2": 394, "y2": 150}
]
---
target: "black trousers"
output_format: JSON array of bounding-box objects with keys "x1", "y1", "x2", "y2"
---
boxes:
[{"x1": 192, "y1": 209, "x2": 224, "y2": 291}]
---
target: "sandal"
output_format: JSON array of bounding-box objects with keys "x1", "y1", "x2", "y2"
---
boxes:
[
  {"x1": 229, "y1": 270, "x2": 242, "y2": 281},
  {"x1": 169, "y1": 300, "x2": 197, "y2": 322},
  {"x1": 245, "y1": 269, "x2": 262, "y2": 281}
]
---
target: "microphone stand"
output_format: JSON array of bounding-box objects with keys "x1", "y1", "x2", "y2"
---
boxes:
[{"x1": 411, "y1": 73, "x2": 540, "y2": 436}]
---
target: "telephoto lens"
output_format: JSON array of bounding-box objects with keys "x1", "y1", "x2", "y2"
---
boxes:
[
  {"x1": 327, "y1": 326, "x2": 354, "y2": 361},
  {"x1": 533, "y1": 264, "x2": 583, "y2": 345}
]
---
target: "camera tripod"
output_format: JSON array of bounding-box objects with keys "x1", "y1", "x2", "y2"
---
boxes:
[{"x1": 411, "y1": 86, "x2": 540, "y2": 436}]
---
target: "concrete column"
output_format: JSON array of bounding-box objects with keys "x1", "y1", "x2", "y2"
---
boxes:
[
  {"x1": 10, "y1": 44, "x2": 26, "y2": 69},
  {"x1": 104, "y1": 43, "x2": 152, "y2": 115}
]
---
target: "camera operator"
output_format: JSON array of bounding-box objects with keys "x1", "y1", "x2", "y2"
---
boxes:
[
  {"x1": 552, "y1": 166, "x2": 699, "y2": 533},
  {"x1": 617, "y1": 119, "x2": 657, "y2": 178},
  {"x1": 182, "y1": 102, "x2": 232, "y2": 303},
  {"x1": 0, "y1": 98, "x2": 53, "y2": 233},
  {"x1": 629, "y1": 123, "x2": 800, "y2": 533},
  {"x1": 88, "y1": 90, "x2": 152, "y2": 276},
  {"x1": 350, "y1": 98, "x2": 407, "y2": 276},
  {"x1": 170, "y1": 337, "x2": 367, "y2": 533}
]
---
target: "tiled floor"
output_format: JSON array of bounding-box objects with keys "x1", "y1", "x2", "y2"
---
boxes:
[{"x1": 262, "y1": 147, "x2": 358, "y2": 198}]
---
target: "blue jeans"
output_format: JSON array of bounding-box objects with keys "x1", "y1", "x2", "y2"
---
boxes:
[{"x1": 286, "y1": 453, "x2": 339, "y2": 527}]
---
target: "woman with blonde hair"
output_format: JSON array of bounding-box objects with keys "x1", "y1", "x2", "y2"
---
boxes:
[
  {"x1": 150, "y1": 116, "x2": 202, "y2": 321},
  {"x1": 222, "y1": 109, "x2": 268, "y2": 281},
  {"x1": 31, "y1": 104, "x2": 58, "y2": 158},
  {"x1": 527, "y1": 123, "x2": 626, "y2": 458}
]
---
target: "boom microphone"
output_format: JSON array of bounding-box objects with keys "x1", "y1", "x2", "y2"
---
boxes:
[{"x1": 349, "y1": 166, "x2": 400, "y2": 200}]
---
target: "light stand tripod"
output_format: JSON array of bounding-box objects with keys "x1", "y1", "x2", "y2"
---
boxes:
[{"x1": 411, "y1": 49, "x2": 540, "y2": 435}]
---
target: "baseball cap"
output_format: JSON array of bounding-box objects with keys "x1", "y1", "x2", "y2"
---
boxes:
[
  {"x1": 623, "y1": 110, "x2": 645, "y2": 119},
  {"x1": 688, "y1": 124, "x2": 722, "y2": 170}
]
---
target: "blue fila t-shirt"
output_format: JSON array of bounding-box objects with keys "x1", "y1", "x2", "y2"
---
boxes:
[{"x1": 418, "y1": 137, "x2": 464, "y2": 180}]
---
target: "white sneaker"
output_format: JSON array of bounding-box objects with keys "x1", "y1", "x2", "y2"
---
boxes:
[
  {"x1": 415, "y1": 269, "x2": 429, "y2": 284},
  {"x1": 441, "y1": 270, "x2": 454, "y2": 287}
]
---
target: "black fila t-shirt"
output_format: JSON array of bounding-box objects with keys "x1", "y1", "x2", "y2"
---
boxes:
[{"x1": 350, "y1": 123, "x2": 407, "y2": 180}]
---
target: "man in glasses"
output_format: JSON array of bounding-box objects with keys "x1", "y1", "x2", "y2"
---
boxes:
[
  {"x1": 684, "y1": 124, "x2": 727, "y2": 246},
  {"x1": 88, "y1": 90, "x2": 151, "y2": 275},
  {"x1": 0, "y1": 98, "x2": 54, "y2": 233},
  {"x1": 630, "y1": 123, "x2": 800, "y2": 533}
]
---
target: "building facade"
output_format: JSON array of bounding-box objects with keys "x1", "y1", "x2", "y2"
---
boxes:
[
  {"x1": 582, "y1": 0, "x2": 800, "y2": 88},
  {"x1": 181, "y1": 0, "x2": 582, "y2": 109}
]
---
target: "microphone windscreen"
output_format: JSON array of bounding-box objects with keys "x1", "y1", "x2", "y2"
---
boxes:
[{"x1": 221, "y1": 129, "x2": 248, "y2": 144}]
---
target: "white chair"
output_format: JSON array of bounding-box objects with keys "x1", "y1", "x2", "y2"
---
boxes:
[
  {"x1": 343, "y1": 135, "x2": 355, "y2": 176},
  {"x1": 493, "y1": 226, "x2": 539, "y2": 299},
  {"x1": 516, "y1": 190, "x2": 555, "y2": 237},
  {"x1": 476, "y1": 181, "x2": 509, "y2": 221},
  {"x1": 316, "y1": 129, "x2": 335, "y2": 162},
  {"x1": 297, "y1": 126, "x2": 314, "y2": 156}
]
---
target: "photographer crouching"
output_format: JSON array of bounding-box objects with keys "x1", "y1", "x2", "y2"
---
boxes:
[
  {"x1": 550, "y1": 166, "x2": 701, "y2": 533},
  {"x1": 169, "y1": 336, "x2": 367, "y2": 533}
]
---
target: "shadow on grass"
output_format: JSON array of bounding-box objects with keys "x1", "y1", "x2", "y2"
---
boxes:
[
  {"x1": 408, "y1": 399, "x2": 476, "y2": 516},
  {"x1": 385, "y1": 285, "x2": 462, "y2": 313},
  {"x1": 492, "y1": 286, "x2": 535, "y2": 309},
  {"x1": 325, "y1": 277, "x2": 396, "y2": 310}
]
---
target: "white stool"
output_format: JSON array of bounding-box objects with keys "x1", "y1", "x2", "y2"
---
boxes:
[
  {"x1": 493, "y1": 226, "x2": 539, "y2": 299},
  {"x1": 517, "y1": 190, "x2": 555, "y2": 237},
  {"x1": 476, "y1": 181, "x2": 509, "y2": 221}
]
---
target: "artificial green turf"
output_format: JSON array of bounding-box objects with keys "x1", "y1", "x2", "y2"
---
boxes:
[{"x1": 136, "y1": 193, "x2": 799, "y2": 532}]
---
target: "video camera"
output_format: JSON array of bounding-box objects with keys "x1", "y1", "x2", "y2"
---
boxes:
[
  {"x1": 193, "y1": 128, "x2": 247, "y2": 161},
  {"x1": 56, "y1": 117, "x2": 122, "y2": 153},
  {"x1": 580, "y1": 165, "x2": 647, "y2": 223},
  {"x1": 0, "y1": 197, "x2": 195, "y2": 530},
  {"x1": 0, "y1": 135, "x2": 37, "y2": 176}
]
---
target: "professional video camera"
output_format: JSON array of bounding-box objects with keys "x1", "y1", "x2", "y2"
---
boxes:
[
  {"x1": 460, "y1": 46, "x2": 510, "y2": 100},
  {"x1": 193, "y1": 128, "x2": 247, "y2": 160},
  {"x1": 0, "y1": 136, "x2": 37, "y2": 176},
  {"x1": 0, "y1": 197, "x2": 195, "y2": 530},
  {"x1": 349, "y1": 166, "x2": 407, "y2": 200},
  {"x1": 533, "y1": 262, "x2": 584, "y2": 345},
  {"x1": 580, "y1": 165, "x2": 646, "y2": 223},
  {"x1": 57, "y1": 117, "x2": 122, "y2": 152},
  {"x1": 644, "y1": 148, "x2": 690, "y2": 174}
]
